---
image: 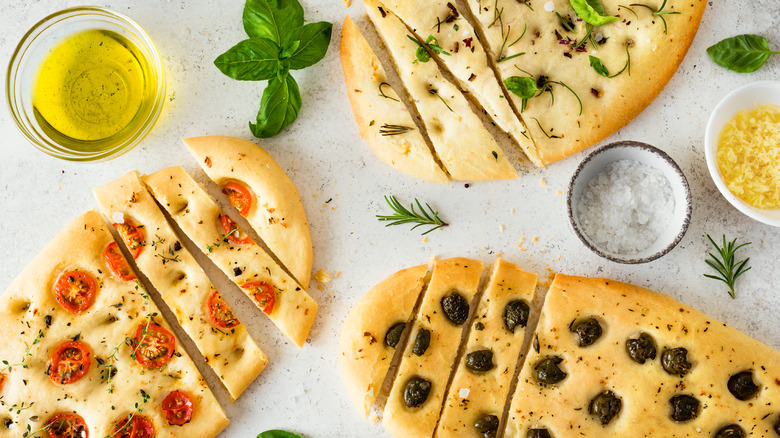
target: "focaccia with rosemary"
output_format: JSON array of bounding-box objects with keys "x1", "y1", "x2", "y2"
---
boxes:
[
  {"x1": 366, "y1": 0, "x2": 517, "y2": 181},
  {"x1": 338, "y1": 264, "x2": 428, "y2": 422},
  {"x1": 436, "y1": 259, "x2": 537, "y2": 438},
  {"x1": 341, "y1": 16, "x2": 448, "y2": 184},
  {"x1": 383, "y1": 257, "x2": 483, "y2": 438},
  {"x1": 143, "y1": 166, "x2": 317, "y2": 348},
  {"x1": 504, "y1": 274, "x2": 780, "y2": 437},
  {"x1": 94, "y1": 171, "x2": 268, "y2": 401},
  {"x1": 183, "y1": 135, "x2": 314, "y2": 289},
  {"x1": 0, "y1": 211, "x2": 228, "y2": 438}
]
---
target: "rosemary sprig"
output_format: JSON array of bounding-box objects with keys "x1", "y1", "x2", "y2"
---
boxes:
[
  {"x1": 0, "y1": 329, "x2": 44, "y2": 374},
  {"x1": 379, "y1": 124, "x2": 414, "y2": 136},
  {"x1": 103, "y1": 390, "x2": 150, "y2": 438},
  {"x1": 630, "y1": 0, "x2": 680, "y2": 34},
  {"x1": 376, "y1": 196, "x2": 448, "y2": 235},
  {"x1": 704, "y1": 234, "x2": 752, "y2": 299},
  {"x1": 378, "y1": 82, "x2": 399, "y2": 102},
  {"x1": 428, "y1": 89, "x2": 454, "y2": 112}
]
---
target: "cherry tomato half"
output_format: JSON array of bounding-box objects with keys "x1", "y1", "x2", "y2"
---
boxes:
[
  {"x1": 104, "y1": 242, "x2": 137, "y2": 281},
  {"x1": 207, "y1": 290, "x2": 240, "y2": 329},
  {"x1": 46, "y1": 412, "x2": 89, "y2": 438},
  {"x1": 161, "y1": 390, "x2": 194, "y2": 426},
  {"x1": 114, "y1": 220, "x2": 145, "y2": 259},
  {"x1": 131, "y1": 323, "x2": 175, "y2": 368},
  {"x1": 222, "y1": 181, "x2": 253, "y2": 216},
  {"x1": 111, "y1": 414, "x2": 155, "y2": 438},
  {"x1": 49, "y1": 341, "x2": 91, "y2": 385},
  {"x1": 218, "y1": 214, "x2": 252, "y2": 245},
  {"x1": 241, "y1": 281, "x2": 275, "y2": 315},
  {"x1": 0, "y1": 373, "x2": 6, "y2": 393},
  {"x1": 53, "y1": 271, "x2": 98, "y2": 313}
]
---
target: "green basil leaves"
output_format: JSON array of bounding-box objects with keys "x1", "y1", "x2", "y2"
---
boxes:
[
  {"x1": 504, "y1": 76, "x2": 539, "y2": 99},
  {"x1": 569, "y1": 0, "x2": 618, "y2": 27},
  {"x1": 257, "y1": 430, "x2": 302, "y2": 438},
  {"x1": 408, "y1": 35, "x2": 451, "y2": 63},
  {"x1": 588, "y1": 46, "x2": 631, "y2": 78},
  {"x1": 216, "y1": 0, "x2": 332, "y2": 138},
  {"x1": 707, "y1": 34, "x2": 780, "y2": 73}
]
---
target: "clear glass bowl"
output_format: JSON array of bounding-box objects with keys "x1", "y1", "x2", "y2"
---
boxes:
[{"x1": 6, "y1": 6, "x2": 165, "y2": 162}]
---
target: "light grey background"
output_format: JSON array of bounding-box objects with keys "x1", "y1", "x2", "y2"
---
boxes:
[{"x1": 1, "y1": 0, "x2": 778, "y2": 436}]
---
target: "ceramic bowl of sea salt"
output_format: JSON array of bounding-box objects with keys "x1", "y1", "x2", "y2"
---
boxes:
[{"x1": 568, "y1": 141, "x2": 692, "y2": 264}]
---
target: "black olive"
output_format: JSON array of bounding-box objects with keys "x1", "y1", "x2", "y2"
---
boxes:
[
  {"x1": 669, "y1": 394, "x2": 699, "y2": 422},
  {"x1": 504, "y1": 300, "x2": 530, "y2": 333},
  {"x1": 441, "y1": 292, "x2": 469, "y2": 326},
  {"x1": 44, "y1": 315, "x2": 53, "y2": 328},
  {"x1": 526, "y1": 428, "x2": 552, "y2": 438},
  {"x1": 589, "y1": 390, "x2": 622, "y2": 425},
  {"x1": 714, "y1": 424, "x2": 745, "y2": 438},
  {"x1": 571, "y1": 318, "x2": 603, "y2": 347},
  {"x1": 661, "y1": 347, "x2": 692, "y2": 377},
  {"x1": 475, "y1": 322, "x2": 485, "y2": 331},
  {"x1": 466, "y1": 350, "x2": 495, "y2": 373},
  {"x1": 412, "y1": 328, "x2": 431, "y2": 356},
  {"x1": 402, "y1": 376, "x2": 431, "y2": 408},
  {"x1": 474, "y1": 414, "x2": 499, "y2": 438},
  {"x1": 385, "y1": 322, "x2": 405, "y2": 348},
  {"x1": 626, "y1": 332, "x2": 656, "y2": 364},
  {"x1": 774, "y1": 414, "x2": 780, "y2": 436},
  {"x1": 727, "y1": 371, "x2": 759, "y2": 401},
  {"x1": 534, "y1": 356, "x2": 567, "y2": 385}
]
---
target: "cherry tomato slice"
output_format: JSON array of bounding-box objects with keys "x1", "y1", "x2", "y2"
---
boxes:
[
  {"x1": 111, "y1": 414, "x2": 155, "y2": 438},
  {"x1": 218, "y1": 214, "x2": 252, "y2": 245},
  {"x1": 113, "y1": 220, "x2": 145, "y2": 259},
  {"x1": 49, "y1": 341, "x2": 91, "y2": 385},
  {"x1": 131, "y1": 323, "x2": 175, "y2": 368},
  {"x1": 207, "y1": 290, "x2": 240, "y2": 329},
  {"x1": 46, "y1": 412, "x2": 89, "y2": 438},
  {"x1": 162, "y1": 390, "x2": 194, "y2": 426},
  {"x1": 53, "y1": 271, "x2": 98, "y2": 313},
  {"x1": 241, "y1": 281, "x2": 275, "y2": 314},
  {"x1": 104, "y1": 242, "x2": 137, "y2": 281},
  {"x1": 0, "y1": 373, "x2": 6, "y2": 393},
  {"x1": 222, "y1": 181, "x2": 252, "y2": 216}
]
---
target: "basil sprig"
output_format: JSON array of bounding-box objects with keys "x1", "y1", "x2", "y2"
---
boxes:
[
  {"x1": 707, "y1": 34, "x2": 780, "y2": 73},
  {"x1": 215, "y1": 0, "x2": 332, "y2": 138},
  {"x1": 569, "y1": 0, "x2": 618, "y2": 27}
]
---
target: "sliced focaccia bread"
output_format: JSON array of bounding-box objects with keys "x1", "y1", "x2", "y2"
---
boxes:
[
  {"x1": 366, "y1": 0, "x2": 517, "y2": 181},
  {"x1": 143, "y1": 166, "x2": 317, "y2": 348},
  {"x1": 378, "y1": 0, "x2": 542, "y2": 167},
  {"x1": 183, "y1": 135, "x2": 313, "y2": 290},
  {"x1": 0, "y1": 211, "x2": 228, "y2": 438},
  {"x1": 341, "y1": 16, "x2": 448, "y2": 184},
  {"x1": 504, "y1": 274, "x2": 780, "y2": 437},
  {"x1": 383, "y1": 257, "x2": 483, "y2": 438},
  {"x1": 436, "y1": 259, "x2": 537, "y2": 438},
  {"x1": 338, "y1": 264, "x2": 429, "y2": 422},
  {"x1": 94, "y1": 171, "x2": 268, "y2": 401}
]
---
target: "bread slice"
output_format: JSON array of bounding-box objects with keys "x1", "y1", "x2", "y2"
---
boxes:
[
  {"x1": 94, "y1": 171, "x2": 268, "y2": 401},
  {"x1": 143, "y1": 166, "x2": 317, "y2": 348},
  {"x1": 341, "y1": 16, "x2": 448, "y2": 184},
  {"x1": 366, "y1": 0, "x2": 517, "y2": 181}
]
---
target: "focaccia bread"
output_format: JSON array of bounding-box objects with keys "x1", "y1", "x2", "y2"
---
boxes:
[
  {"x1": 143, "y1": 166, "x2": 317, "y2": 348},
  {"x1": 504, "y1": 274, "x2": 780, "y2": 437},
  {"x1": 341, "y1": 16, "x2": 448, "y2": 184},
  {"x1": 0, "y1": 211, "x2": 228, "y2": 438},
  {"x1": 183, "y1": 136, "x2": 314, "y2": 289},
  {"x1": 94, "y1": 171, "x2": 268, "y2": 401}
]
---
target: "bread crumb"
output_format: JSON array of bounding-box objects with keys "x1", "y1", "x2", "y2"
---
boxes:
[
  {"x1": 343, "y1": 0, "x2": 351, "y2": 6},
  {"x1": 317, "y1": 284, "x2": 324, "y2": 290},
  {"x1": 555, "y1": 190, "x2": 564, "y2": 195},
  {"x1": 540, "y1": 178, "x2": 547, "y2": 186},
  {"x1": 313, "y1": 193, "x2": 318, "y2": 198},
  {"x1": 423, "y1": 237, "x2": 428, "y2": 243},
  {"x1": 533, "y1": 236, "x2": 538, "y2": 243},
  {"x1": 314, "y1": 269, "x2": 332, "y2": 283},
  {"x1": 499, "y1": 224, "x2": 505, "y2": 233},
  {"x1": 335, "y1": 271, "x2": 342, "y2": 278},
  {"x1": 510, "y1": 208, "x2": 515, "y2": 214}
]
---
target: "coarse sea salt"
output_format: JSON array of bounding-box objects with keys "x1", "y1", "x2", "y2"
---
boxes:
[{"x1": 577, "y1": 159, "x2": 674, "y2": 255}]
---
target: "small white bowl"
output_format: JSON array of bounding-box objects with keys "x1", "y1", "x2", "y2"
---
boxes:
[
  {"x1": 567, "y1": 141, "x2": 692, "y2": 264},
  {"x1": 704, "y1": 80, "x2": 780, "y2": 227}
]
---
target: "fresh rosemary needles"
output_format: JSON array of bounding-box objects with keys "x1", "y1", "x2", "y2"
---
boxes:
[
  {"x1": 377, "y1": 196, "x2": 448, "y2": 235},
  {"x1": 703, "y1": 234, "x2": 752, "y2": 299}
]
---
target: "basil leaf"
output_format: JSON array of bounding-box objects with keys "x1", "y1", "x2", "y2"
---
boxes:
[
  {"x1": 257, "y1": 431, "x2": 301, "y2": 438},
  {"x1": 250, "y1": 74, "x2": 302, "y2": 138},
  {"x1": 707, "y1": 34, "x2": 780, "y2": 73},
  {"x1": 243, "y1": 0, "x2": 304, "y2": 44},
  {"x1": 504, "y1": 76, "x2": 539, "y2": 99},
  {"x1": 214, "y1": 38, "x2": 280, "y2": 81},
  {"x1": 569, "y1": 0, "x2": 618, "y2": 27},
  {"x1": 284, "y1": 21, "x2": 333, "y2": 70},
  {"x1": 588, "y1": 55, "x2": 609, "y2": 77}
]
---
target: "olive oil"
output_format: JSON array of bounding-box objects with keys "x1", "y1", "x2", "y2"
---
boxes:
[{"x1": 33, "y1": 29, "x2": 150, "y2": 146}]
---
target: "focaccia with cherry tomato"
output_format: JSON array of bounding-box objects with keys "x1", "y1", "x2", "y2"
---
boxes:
[
  {"x1": 94, "y1": 171, "x2": 268, "y2": 401},
  {"x1": 0, "y1": 211, "x2": 228, "y2": 438}
]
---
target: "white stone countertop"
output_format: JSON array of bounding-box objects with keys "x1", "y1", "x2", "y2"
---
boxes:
[{"x1": 1, "y1": 0, "x2": 779, "y2": 436}]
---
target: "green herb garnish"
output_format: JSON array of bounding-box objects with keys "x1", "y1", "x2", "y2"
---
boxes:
[
  {"x1": 707, "y1": 34, "x2": 780, "y2": 73},
  {"x1": 704, "y1": 234, "x2": 752, "y2": 299},
  {"x1": 103, "y1": 390, "x2": 150, "y2": 438},
  {"x1": 629, "y1": 0, "x2": 680, "y2": 34},
  {"x1": 504, "y1": 74, "x2": 582, "y2": 115},
  {"x1": 377, "y1": 196, "x2": 448, "y2": 235},
  {"x1": 408, "y1": 35, "x2": 451, "y2": 63},
  {"x1": 257, "y1": 431, "x2": 301, "y2": 438},
  {"x1": 379, "y1": 124, "x2": 414, "y2": 136},
  {"x1": 569, "y1": 0, "x2": 618, "y2": 27},
  {"x1": 214, "y1": 0, "x2": 332, "y2": 138},
  {"x1": 589, "y1": 45, "x2": 631, "y2": 77},
  {"x1": 0, "y1": 329, "x2": 44, "y2": 375}
]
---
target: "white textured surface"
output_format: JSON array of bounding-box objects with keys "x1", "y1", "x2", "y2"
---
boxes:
[{"x1": 0, "y1": 0, "x2": 779, "y2": 437}]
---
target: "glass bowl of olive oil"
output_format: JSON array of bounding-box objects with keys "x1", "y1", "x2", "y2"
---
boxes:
[{"x1": 6, "y1": 7, "x2": 165, "y2": 161}]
